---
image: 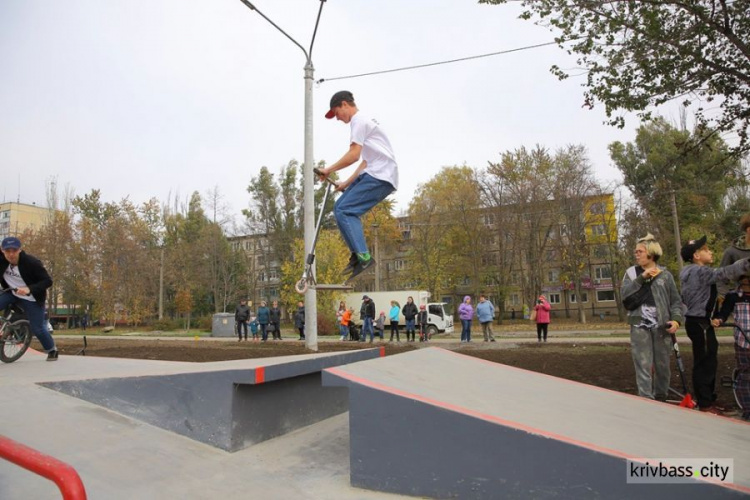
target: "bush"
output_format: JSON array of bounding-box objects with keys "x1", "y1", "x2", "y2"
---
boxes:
[
  {"x1": 149, "y1": 318, "x2": 182, "y2": 331},
  {"x1": 316, "y1": 314, "x2": 338, "y2": 336},
  {"x1": 196, "y1": 315, "x2": 212, "y2": 331}
]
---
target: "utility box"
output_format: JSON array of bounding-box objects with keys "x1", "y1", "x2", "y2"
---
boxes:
[{"x1": 212, "y1": 313, "x2": 235, "y2": 337}]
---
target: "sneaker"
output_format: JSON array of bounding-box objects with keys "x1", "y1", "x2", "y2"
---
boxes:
[
  {"x1": 342, "y1": 252, "x2": 359, "y2": 274},
  {"x1": 47, "y1": 349, "x2": 59, "y2": 361},
  {"x1": 347, "y1": 257, "x2": 376, "y2": 281},
  {"x1": 699, "y1": 406, "x2": 724, "y2": 416}
]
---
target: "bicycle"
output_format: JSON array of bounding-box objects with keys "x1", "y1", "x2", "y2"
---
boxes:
[
  {"x1": 720, "y1": 322, "x2": 750, "y2": 415},
  {"x1": 0, "y1": 288, "x2": 33, "y2": 363}
]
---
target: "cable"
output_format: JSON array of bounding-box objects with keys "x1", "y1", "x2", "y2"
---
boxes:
[{"x1": 316, "y1": 40, "x2": 562, "y2": 84}]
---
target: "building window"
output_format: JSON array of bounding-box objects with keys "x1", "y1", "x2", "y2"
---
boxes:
[
  {"x1": 594, "y1": 266, "x2": 612, "y2": 280},
  {"x1": 570, "y1": 292, "x2": 588, "y2": 303},
  {"x1": 589, "y1": 202, "x2": 606, "y2": 215},
  {"x1": 547, "y1": 269, "x2": 559, "y2": 283},
  {"x1": 394, "y1": 260, "x2": 405, "y2": 271},
  {"x1": 593, "y1": 245, "x2": 608, "y2": 259},
  {"x1": 597, "y1": 290, "x2": 615, "y2": 301},
  {"x1": 591, "y1": 224, "x2": 607, "y2": 236},
  {"x1": 269, "y1": 268, "x2": 279, "y2": 281},
  {"x1": 401, "y1": 229, "x2": 411, "y2": 240},
  {"x1": 548, "y1": 293, "x2": 561, "y2": 304},
  {"x1": 258, "y1": 271, "x2": 266, "y2": 282},
  {"x1": 546, "y1": 250, "x2": 556, "y2": 262}
]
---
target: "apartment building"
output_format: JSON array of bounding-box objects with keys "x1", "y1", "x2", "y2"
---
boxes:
[{"x1": 0, "y1": 202, "x2": 51, "y2": 239}]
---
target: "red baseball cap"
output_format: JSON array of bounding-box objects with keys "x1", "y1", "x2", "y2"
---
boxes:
[{"x1": 325, "y1": 90, "x2": 354, "y2": 119}]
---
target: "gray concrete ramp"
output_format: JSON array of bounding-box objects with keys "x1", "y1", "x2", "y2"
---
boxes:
[
  {"x1": 323, "y1": 347, "x2": 750, "y2": 499},
  {"x1": 0, "y1": 348, "x2": 399, "y2": 499}
]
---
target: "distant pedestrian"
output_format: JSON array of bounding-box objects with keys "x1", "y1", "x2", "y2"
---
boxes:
[
  {"x1": 235, "y1": 298, "x2": 251, "y2": 341},
  {"x1": 534, "y1": 295, "x2": 551, "y2": 343},
  {"x1": 476, "y1": 294, "x2": 496, "y2": 342},
  {"x1": 511, "y1": 307, "x2": 516, "y2": 320},
  {"x1": 360, "y1": 295, "x2": 375, "y2": 343},
  {"x1": 294, "y1": 301, "x2": 305, "y2": 340},
  {"x1": 256, "y1": 301, "x2": 270, "y2": 342},
  {"x1": 249, "y1": 316, "x2": 259, "y2": 341},
  {"x1": 340, "y1": 306, "x2": 352, "y2": 341},
  {"x1": 82, "y1": 313, "x2": 89, "y2": 331},
  {"x1": 417, "y1": 305, "x2": 429, "y2": 342},
  {"x1": 270, "y1": 300, "x2": 282, "y2": 340},
  {"x1": 458, "y1": 295, "x2": 473, "y2": 343},
  {"x1": 402, "y1": 296, "x2": 418, "y2": 342},
  {"x1": 389, "y1": 300, "x2": 401, "y2": 342},
  {"x1": 376, "y1": 311, "x2": 386, "y2": 340},
  {"x1": 336, "y1": 300, "x2": 347, "y2": 326}
]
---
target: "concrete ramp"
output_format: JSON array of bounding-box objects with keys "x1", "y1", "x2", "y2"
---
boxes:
[
  {"x1": 42, "y1": 348, "x2": 383, "y2": 451},
  {"x1": 323, "y1": 347, "x2": 750, "y2": 499}
]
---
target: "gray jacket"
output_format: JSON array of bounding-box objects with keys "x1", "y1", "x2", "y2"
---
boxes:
[
  {"x1": 718, "y1": 236, "x2": 750, "y2": 298},
  {"x1": 621, "y1": 266, "x2": 684, "y2": 327},
  {"x1": 680, "y1": 259, "x2": 750, "y2": 318}
]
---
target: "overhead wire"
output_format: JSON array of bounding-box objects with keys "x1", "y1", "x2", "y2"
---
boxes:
[{"x1": 316, "y1": 40, "x2": 564, "y2": 84}]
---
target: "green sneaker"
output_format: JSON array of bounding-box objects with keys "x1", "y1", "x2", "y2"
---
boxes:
[{"x1": 347, "y1": 257, "x2": 376, "y2": 282}]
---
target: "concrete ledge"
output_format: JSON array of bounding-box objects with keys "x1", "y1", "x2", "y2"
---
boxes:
[{"x1": 42, "y1": 348, "x2": 383, "y2": 452}]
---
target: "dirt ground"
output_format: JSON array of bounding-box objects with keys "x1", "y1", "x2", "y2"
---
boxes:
[{"x1": 46, "y1": 336, "x2": 742, "y2": 415}]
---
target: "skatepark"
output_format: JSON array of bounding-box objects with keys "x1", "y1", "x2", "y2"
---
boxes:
[{"x1": 2, "y1": 344, "x2": 750, "y2": 499}]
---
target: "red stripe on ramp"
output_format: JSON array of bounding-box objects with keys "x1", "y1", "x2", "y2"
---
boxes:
[{"x1": 255, "y1": 366, "x2": 265, "y2": 384}]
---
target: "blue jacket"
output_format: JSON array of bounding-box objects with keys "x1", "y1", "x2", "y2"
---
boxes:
[
  {"x1": 389, "y1": 305, "x2": 400, "y2": 322},
  {"x1": 476, "y1": 300, "x2": 495, "y2": 323},
  {"x1": 256, "y1": 306, "x2": 270, "y2": 325}
]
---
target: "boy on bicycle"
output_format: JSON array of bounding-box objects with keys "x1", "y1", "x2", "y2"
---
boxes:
[{"x1": 0, "y1": 237, "x2": 58, "y2": 360}]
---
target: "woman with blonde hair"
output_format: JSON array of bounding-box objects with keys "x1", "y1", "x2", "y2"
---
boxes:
[{"x1": 621, "y1": 233, "x2": 684, "y2": 401}]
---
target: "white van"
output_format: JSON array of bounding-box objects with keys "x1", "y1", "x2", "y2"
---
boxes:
[{"x1": 343, "y1": 290, "x2": 453, "y2": 335}]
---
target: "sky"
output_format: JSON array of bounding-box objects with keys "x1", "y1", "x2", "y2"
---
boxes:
[{"x1": 0, "y1": 0, "x2": 686, "y2": 231}]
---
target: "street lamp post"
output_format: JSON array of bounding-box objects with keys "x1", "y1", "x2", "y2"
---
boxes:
[{"x1": 239, "y1": 0, "x2": 326, "y2": 351}]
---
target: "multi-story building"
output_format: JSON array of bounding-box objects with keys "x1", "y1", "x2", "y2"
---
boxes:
[
  {"x1": 228, "y1": 233, "x2": 282, "y2": 309},
  {"x1": 0, "y1": 202, "x2": 51, "y2": 239}
]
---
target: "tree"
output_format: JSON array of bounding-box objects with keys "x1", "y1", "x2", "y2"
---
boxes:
[{"x1": 480, "y1": 0, "x2": 750, "y2": 157}]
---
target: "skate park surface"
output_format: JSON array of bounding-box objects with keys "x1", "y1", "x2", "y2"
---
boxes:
[{"x1": 2, "y1": 345, "x2": 749, "y2": 499}]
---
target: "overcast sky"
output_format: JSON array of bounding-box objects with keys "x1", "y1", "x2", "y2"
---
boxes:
[{"x1": 1, "y1": 0, "x2": 685, "y2": 230}]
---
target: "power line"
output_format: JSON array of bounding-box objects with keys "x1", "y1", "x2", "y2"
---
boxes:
[{"x1": 316, "y1": 40, "x2": 562, "y2": 84}]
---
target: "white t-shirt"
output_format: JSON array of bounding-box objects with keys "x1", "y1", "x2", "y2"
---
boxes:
[
  {"x1": 3, "y1": 264, "x2": 35, "y2": 302},
  {"x1": 350, "y1": 112, "x2": 399, "y2": 189}
]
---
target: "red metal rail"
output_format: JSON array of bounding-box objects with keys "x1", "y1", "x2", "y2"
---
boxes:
[{"x1": 0, "y1": 435, "x2": 87, "y2": 499}]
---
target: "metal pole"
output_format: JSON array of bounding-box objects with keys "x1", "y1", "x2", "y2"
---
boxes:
[
  {"x1": 670, "y1": 189, "x2": 683, "y2": 271},
  {"x1": 303, "y1": 61, "x2": 318, "y2": 351},
  {"x1": 373, "y1": 224, "x2": 381, "y2": 291}
]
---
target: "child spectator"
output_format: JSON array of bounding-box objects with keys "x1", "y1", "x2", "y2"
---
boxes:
[
  {"x1": 249, "y1": 316, "x2": 259, "y2": 342},
  {"x1": 680, "y1": 235, "x2": 750, "y2": 414},
  {"x1": 340, "y1": 307, "x2": 352, "y2": 341},
  {"x1": 376, "y1": 311, "x2": 386, "y2": 340},
  {"x1": 417, "y1": 305, "x2": 429, "y2": 342},
  {"x1": 294, "y1": 300, "x2": 305, "y2": 340},
  {"x1": 713, "y1": 275, "x2": 750, "y2": 420}
]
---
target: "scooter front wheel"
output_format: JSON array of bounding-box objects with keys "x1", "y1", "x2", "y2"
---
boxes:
[{"x1": 295, "y1": 278, "x2": 309, "y2": 294}]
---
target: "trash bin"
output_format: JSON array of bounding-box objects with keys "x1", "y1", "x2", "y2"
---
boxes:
[{"x1": 212, "y1": 313, "x2": 235, "y2": 337}]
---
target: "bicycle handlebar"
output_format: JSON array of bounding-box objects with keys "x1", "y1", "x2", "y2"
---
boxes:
[{"x1": 720, "y1": 322, "x2": 750, "y2": 344}]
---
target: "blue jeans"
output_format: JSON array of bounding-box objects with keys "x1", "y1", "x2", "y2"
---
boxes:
[
  {"x1": 334, "y1": 174, "x2": 395, "y2": 254},
  {"x1": 461, "y1": 319, "x2": 472, "y2": 342},
  {"x1": 260, "y1": 323, "x2": 268, "y2": 341},
  {"x1": 339, "y1": 324, "x2": 349, "y2": 338},
  {"x1": 0, "y1": 294, "x2": 55, "y2": 352},
  {"x1": 362, "y1": 317, "x2": 374, "y2": 341},
  {"x1": 405, "y1": 319, "x2": 415, "y2": 332}
]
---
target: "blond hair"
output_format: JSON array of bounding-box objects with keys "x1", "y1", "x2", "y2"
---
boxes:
[{"x1": 637, "y1": 233, "x2": 663, "y2": 262}]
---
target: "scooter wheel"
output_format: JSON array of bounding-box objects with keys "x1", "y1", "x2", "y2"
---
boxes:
[{"x1": 295, "y1": 279, "x2": 309, "y2": 294}]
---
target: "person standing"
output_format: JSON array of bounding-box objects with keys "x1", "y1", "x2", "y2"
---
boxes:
[
  {"x1": 256, "y1": 301, "x2": 270, "y2": 342},
  {"x1": 336, "y1": 300, "x2": 347, "y2": 327},
  {"x1": 679, "y1": 236, "x2": 750, "y2": 414},
  {"x1": 458, "y1": 296, "x2": 474, "y2": 343},
  {"x1": 294, "y1": 300, "x2": 305, "y2": 340},
  {"x1": 340, "y1": 306, "x2": 352, "y2": 341},
  {"x1": 360, "y1": 295, "x2": 376, "y2": 343},
  {"x1": 534, "y1": 295, "x2": 551, "y2": 343},
  {"x1": 719, "y1": 214, "x2": 750, "y2": 299},
  {"x1": 476, "y1": 294, "x2": 496, "y2": 342},
  {"x1": 376, "y1": 311, "x2": 386, "y2": 340},
  {"x1": 318, "y1": 91, "x2": 398, "y2": 280},
  {"x1": 234, "y1": 298, "x2": 251, "y2": 341},
  {"x1": 269, "y1": 300, "x2": 282, "y2": 340},
  {"x1": 0, "y1": 237, "x2": 58, "y2": 360},
  {"x1": 417, "y1": 304, "x2": 429, "y2": 342},
  {"x1": 402, "y1": 296, "x2": 418, "y2": 342},
  {"x1": 621, "y1": 233, "x2": 684, "y2": 401},
  {"x1": 389, "y1": 300, "x2": 401, "y2": 342}
]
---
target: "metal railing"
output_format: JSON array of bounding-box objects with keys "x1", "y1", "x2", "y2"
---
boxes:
[{"x1": 0, "y1": 435, "x2": 87, "y2": 499}]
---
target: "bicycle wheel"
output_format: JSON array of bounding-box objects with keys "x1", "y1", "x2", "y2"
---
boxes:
[
  {"x1": 733, "y1": 368, "x2": 745, "y2": 411},
  {"x1": 0, "y1": 319, "x2": 32, "y2": 363}
]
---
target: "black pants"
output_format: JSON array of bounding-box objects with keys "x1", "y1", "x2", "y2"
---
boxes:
[
  {"x1": 536, "y1": 323, "x2": 548, "y2": 341},
  {"x1": 390, "y1": 321, "x2": 400, "y2": 341},
  {"x1": 685, "y1": 318, "x2": 718, "y2": 408},
  {"x1": 237, "y1": 321, "x2": 248, "y2": 340}
]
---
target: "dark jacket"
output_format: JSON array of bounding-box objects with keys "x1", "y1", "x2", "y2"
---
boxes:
[
  {"x1": 360, "y1": 299, "x2": 375, "y2": 320},
  {"x1": 269, "y1": 307, "x2": 281, "y2": 324},
  {"x1": 294, "y1": 306, "x2": 305, "y2": 328},
  {"x1": 402, "y1": 302, "x2": 418, "y2": 320},
  {"x1": 718, "y1": 236, "x2": 750, "y2": 297},
  {"x1": 680, "y1": 259, "x2": 750, "y2": 319},
  {"x1": 235, "y1": 304, "x2": 251, "y2": 322},
  {"x1": 0, "y1": 250, "x2": 52, "y2": 304}
]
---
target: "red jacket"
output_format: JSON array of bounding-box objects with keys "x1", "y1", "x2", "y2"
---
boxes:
[{"x1": 534, "y1": 301, "x2": 551, "y2": 324}]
